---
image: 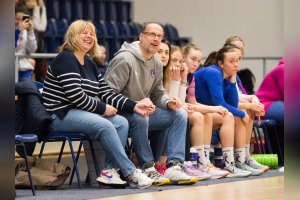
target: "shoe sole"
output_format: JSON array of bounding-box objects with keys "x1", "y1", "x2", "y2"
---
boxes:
[
  {"x1": 128, "y1": 183, "x2": 153, "y2": 189},
  {"x1": 210, "y1": 173, "x2": 229, "y2": 179},
  {"x1": 170, "y1": 177, "x2": 198, "y2": 185},
  {"x1": 153, "y1": 179, "x2": 171, "y2": 186},
  {"x1": 226, "y1": 172, "x2": 252, "y2": 178},
  {"x1": 96, "y1": 179, "x2": 128, "y2": 189}
]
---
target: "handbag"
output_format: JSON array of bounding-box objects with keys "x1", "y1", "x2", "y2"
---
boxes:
[{"x1": 15, "y1": 157, "x2": 70, "y2": 189}]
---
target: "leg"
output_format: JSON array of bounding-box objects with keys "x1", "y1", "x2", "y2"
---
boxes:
[
  {"x1": 265, "y1": 101, "x2": 284, "y2": 124},
  {"x1": 149, "y1": 108, "x2": 188, "y2": 163},
  {"x1": 49, "y1": 109, "x2": 135, "y2": 177},
  {"x1": 118, "y1": 111, "x2": 154, "y2": 169}
]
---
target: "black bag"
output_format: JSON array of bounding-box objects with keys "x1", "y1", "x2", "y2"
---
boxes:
[{"x1": 15, "y1": 157, "x2": 70, "y2": 189}]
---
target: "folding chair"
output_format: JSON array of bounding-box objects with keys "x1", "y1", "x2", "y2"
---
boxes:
[{"x1": 15, "y1": 134, "x2": 38, "y2": 196}]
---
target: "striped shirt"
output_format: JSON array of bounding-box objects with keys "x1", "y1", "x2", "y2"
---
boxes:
[{"x1": 42, "y1": 50, "x2": 136, "y2": 119}]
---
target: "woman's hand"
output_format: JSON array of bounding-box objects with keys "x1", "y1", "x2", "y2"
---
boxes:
[
  {"x1": 170, "y1": 64, "x2": 181, "y2": 81},
  {"x1": 182, "y1": 103, "x2": 195, "y2": 116},
  {"x1": 103, "y1": 104, "x2": 118, "y2": 116},
  {"x1": 212, "y1": 106, "x2": 228, "y2": 116},
  {"x1": 180, "y1": 62, "x2": 189, "y2": 83},
  {"x1": 167, "y1": 97, "x2": 182, "y2": 110}
]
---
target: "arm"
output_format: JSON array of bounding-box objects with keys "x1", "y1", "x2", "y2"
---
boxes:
[
  {"x1": 32, "y1": 5, "x2": 47, "y2": 32},
  {"x1": 207, "y1": 70, "x2": 245, "y2": 118}
]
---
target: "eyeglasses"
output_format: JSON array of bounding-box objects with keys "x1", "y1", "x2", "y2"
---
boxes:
[{"x1": 142, "y1": 32, "x2": 164, "y2": 40}]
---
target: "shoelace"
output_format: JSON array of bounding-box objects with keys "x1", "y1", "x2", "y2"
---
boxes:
[{"x1": 148, "y1": 170, "x2": 163, "y2": 179}]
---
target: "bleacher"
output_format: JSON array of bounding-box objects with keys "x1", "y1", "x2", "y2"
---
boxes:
[{"x1": 43, "y1": 0, "x2": 190, "y2": 60}]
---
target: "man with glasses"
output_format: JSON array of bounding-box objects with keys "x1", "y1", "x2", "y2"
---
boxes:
[{"x1": 105, "y1": 22, "x2": 197, "y2": 186}]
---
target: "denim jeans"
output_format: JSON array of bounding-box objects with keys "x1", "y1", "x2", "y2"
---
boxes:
[
  {"x1": 265, "y1": 101, "x2": 284, "y2": 124},
  {"x1": 48, "y1": 109, "x2": 136, "y2": 177},
  {"x1": 119, "y1": 107, "x2": 187, "y2": 169}
]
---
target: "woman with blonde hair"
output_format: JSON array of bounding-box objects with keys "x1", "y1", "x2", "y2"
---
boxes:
[{"x1": 42, "y1": 20, "x2": 155, "y2": 189}]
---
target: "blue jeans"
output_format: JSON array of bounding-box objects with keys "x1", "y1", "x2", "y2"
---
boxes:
[
  {"x1": 119, "y1": 107, "x2": 187, "y2": 169},
  {"x1": 265, "y1": 101, "x2": 284, "y2": 124},
  {"x1": 48, "y1": 109, "x2": 136, "y2": 177}
]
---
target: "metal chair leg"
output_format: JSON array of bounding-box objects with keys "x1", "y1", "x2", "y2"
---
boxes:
[{"x1": 21, "y1": 143, "x2": 36, "y2": 196}]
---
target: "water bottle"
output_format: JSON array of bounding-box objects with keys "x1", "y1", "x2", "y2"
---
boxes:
[
  {"x1": 190, "y1": 147, "x2": 198, "y2": 168},
  {"x1": 214, "y1": 143, "x2": 224, "y2": 168}
]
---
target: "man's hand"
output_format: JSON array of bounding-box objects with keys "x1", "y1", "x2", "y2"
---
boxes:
[
  {"x1": 134, "y1": 101, "x2": 155, "y2": 116},
  {"x1": 104, "y1": 104, "x2": 118, "y2": 116},
  {"x1": 167, "y1": 97, "x2": 182, "y2": 110}
]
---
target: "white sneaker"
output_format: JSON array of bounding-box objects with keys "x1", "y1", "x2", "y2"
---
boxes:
[
  {"x1": 246, "y1": 158, "x2": 269, "y2": 172},
  {"x1": 182, "y1": 161, "x2": 211, "y2": 181},
  {"x1": 224, "y1": 164, "x2": 252, "y2": 178},
  {"x1": 236, "y1": 162, "x2": 264, "y2": 176},
  {"x1": 144, "y1": 167, "x2": 170, "y2": 186},
  {"x1": 201, "y1": 164, "x2": 229, "y2": 179},
  {"x1": 126, "y1": 169, "x2": 154, "y2": 189},
  {"x1": 164, "y1": 162, "x2": 198, "y2": 185},
  {"x1": 96, "y1": 168, "x2": 127, "y2": 188}
]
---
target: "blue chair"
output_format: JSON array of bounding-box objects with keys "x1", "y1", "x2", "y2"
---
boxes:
[
  {"x1": 15, "y1": 134, "x2": 38, "y2": 196},
  {"x1": 38, "y1": 132, "x2": 99, "y2": 188},
  {"x1": 253, "y1": 119, "x2": 283, "y2": 164},
  {"x1": 34, "y1": 81, "x2": 99, "y2": 188}
]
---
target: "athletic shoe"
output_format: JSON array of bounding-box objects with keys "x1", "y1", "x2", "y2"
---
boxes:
[
  {"x1": 236, "y1": 162, "x2": 264, "y2": 176},
  {"x1": 164, "y1": 161, "x2": 198, "y2": 185},
  {"x1": 155, "y1": 163, "x2": 167, "y2": 175},
  {"x1": 224, "y1": 164, "x2": 252, "y2": 178},
  {"x1": 144, "y1": 167, "x2": 170, "y2": 186},
  {"x1": 126, "y1": 169, "x2": 154, "y2": 189},
  {"x1": 246, "y1": 157, "x2": 269, "y2": 172},
  {"x1": 96, "y1": 168, "x2": 128, "y2": 188},
  {"x1": 201, "y1": 164, "x2": 229, "y2": 179},
  {"x1": 182, "y1": 161, "x2": 211, "y2": 181}
]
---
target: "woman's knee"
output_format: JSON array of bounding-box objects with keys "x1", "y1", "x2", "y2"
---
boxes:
[{"x1": 189, "y1": 112, "x2": 204, "y2": 125}]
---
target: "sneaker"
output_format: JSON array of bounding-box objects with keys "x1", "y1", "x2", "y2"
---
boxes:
[
  {"x1": 246, "y1": 158, "x2": 269, "y2": 172},
  {"x1": 236, "y1": 162, "x2": 264, "y2": 176},
  {"x1": 164, "y1": 161, "x2": 198, "y2": 185},
  {"x1": 144, "y1": 167, "x2": 170, "y2": 186},
  {"x1": 126, "y1": 169, "x2": 154, "y2": 189},
  {"x1": 182, "y1": 161, "x2": 211, "y2": 181},
  {"x1": 201, "y1": 164, "x2": 229, "y2": 179},
  {"x1": 155, "y1": 163, "x2": 167, "y2": 175},
  {"x1": 96, "y1": 168, "x2": 128, "y2": 188},
  {"x1": 224, "y1": 164, "x2": 252, "y2": 178}
]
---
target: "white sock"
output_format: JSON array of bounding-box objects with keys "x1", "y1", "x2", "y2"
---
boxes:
[
  {"x1": 234, "y1": 148, "x2": 246, "y2": 164},
  {"x1": 204, "y1": 145, "x2": 211, "y2": 165},
  {"x1": 194, "y1": 145, "x2": 207, "y2": 168},
  {"x1": 245, "y1": 144, "x2": 251, "y2": 161},
  {"x1": 222, "y1": 147, "x2": 235, "y2": 167}
]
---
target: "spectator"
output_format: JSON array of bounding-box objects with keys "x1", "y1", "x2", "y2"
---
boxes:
[
  {"x1": 15, "y1": 5, "x2": 37, "y2": 81},
  {"x1": 42, "y1": 20, "x2": 154, "y2": 189},
  {"x1": 182, "y1": 43, "x2": 231, "y2": 179},
  {"x1": 224, "y1": 36, "x2": 269, "y2": 172},
  {"x1": 194, "y1": 45, "x2": 263, "y2": 177},
  {"x1": 18, "y1": 0, "x2": 48, "y2": 82},
  {"x1": 256, "y1": 59, "x2": 284, "y2": 124},
  {"x1": 93, "y1": 44, "x2": 108, "y2": 75},
  {"x1": 105, "y1": 22, "x2": 197, "y2": 186}
]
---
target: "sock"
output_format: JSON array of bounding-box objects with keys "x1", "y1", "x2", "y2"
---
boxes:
[
  {"x1": 245, "y1": 144, "x2": 251, "y2": 161},
  {"x1": 222, "y1": 147, "x2": 235, "y2": 169},
  {"x1": 204, "y1": 145, "x2": 211, "y2": 165},
  {"x1": 234, "y1": 148, "x2": 246, "y2": 164},
  {"x1": 194, "y1": 145, "x2": 207, "y2": 169}
]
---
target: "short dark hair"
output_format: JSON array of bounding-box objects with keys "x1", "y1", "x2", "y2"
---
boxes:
[
  {"x1": 15, "y1": 5, "x2": 30, "y2": 15},
  {"x1": 141, "y1": 22, "x2": 164, "y2": 33}
]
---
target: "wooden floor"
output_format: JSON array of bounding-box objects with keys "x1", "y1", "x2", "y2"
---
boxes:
[{"x1": 95, "y1": 176, "x2": 284, "y2": 200}]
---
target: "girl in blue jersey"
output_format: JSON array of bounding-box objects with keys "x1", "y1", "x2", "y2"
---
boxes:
[{"x1": 194, "y1": 45, "x2": 263, "y2": 177}]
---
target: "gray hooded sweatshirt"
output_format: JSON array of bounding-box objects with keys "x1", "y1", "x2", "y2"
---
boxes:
[{"x1": 105, "y1": 41, "x2": 170, "y2": 109}]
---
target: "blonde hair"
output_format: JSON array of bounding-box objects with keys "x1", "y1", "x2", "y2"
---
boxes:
[
  {"x1": 163, "y1": 45, "x2": 182, "y2": 92},
  {"x1": 181, "y1": 43, "x2": 202, "y2": 58},
  {"x1": 59, "y1": 20, "x2": 98, "y2": 57},
  {"x1": 224, "y1": 36, "x2": 245, "y2": 57}
]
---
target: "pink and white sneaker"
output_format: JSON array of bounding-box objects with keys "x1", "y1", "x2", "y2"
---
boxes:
[{"x1": 182, "y1": 161, "x2": 211, "y2": 181}]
